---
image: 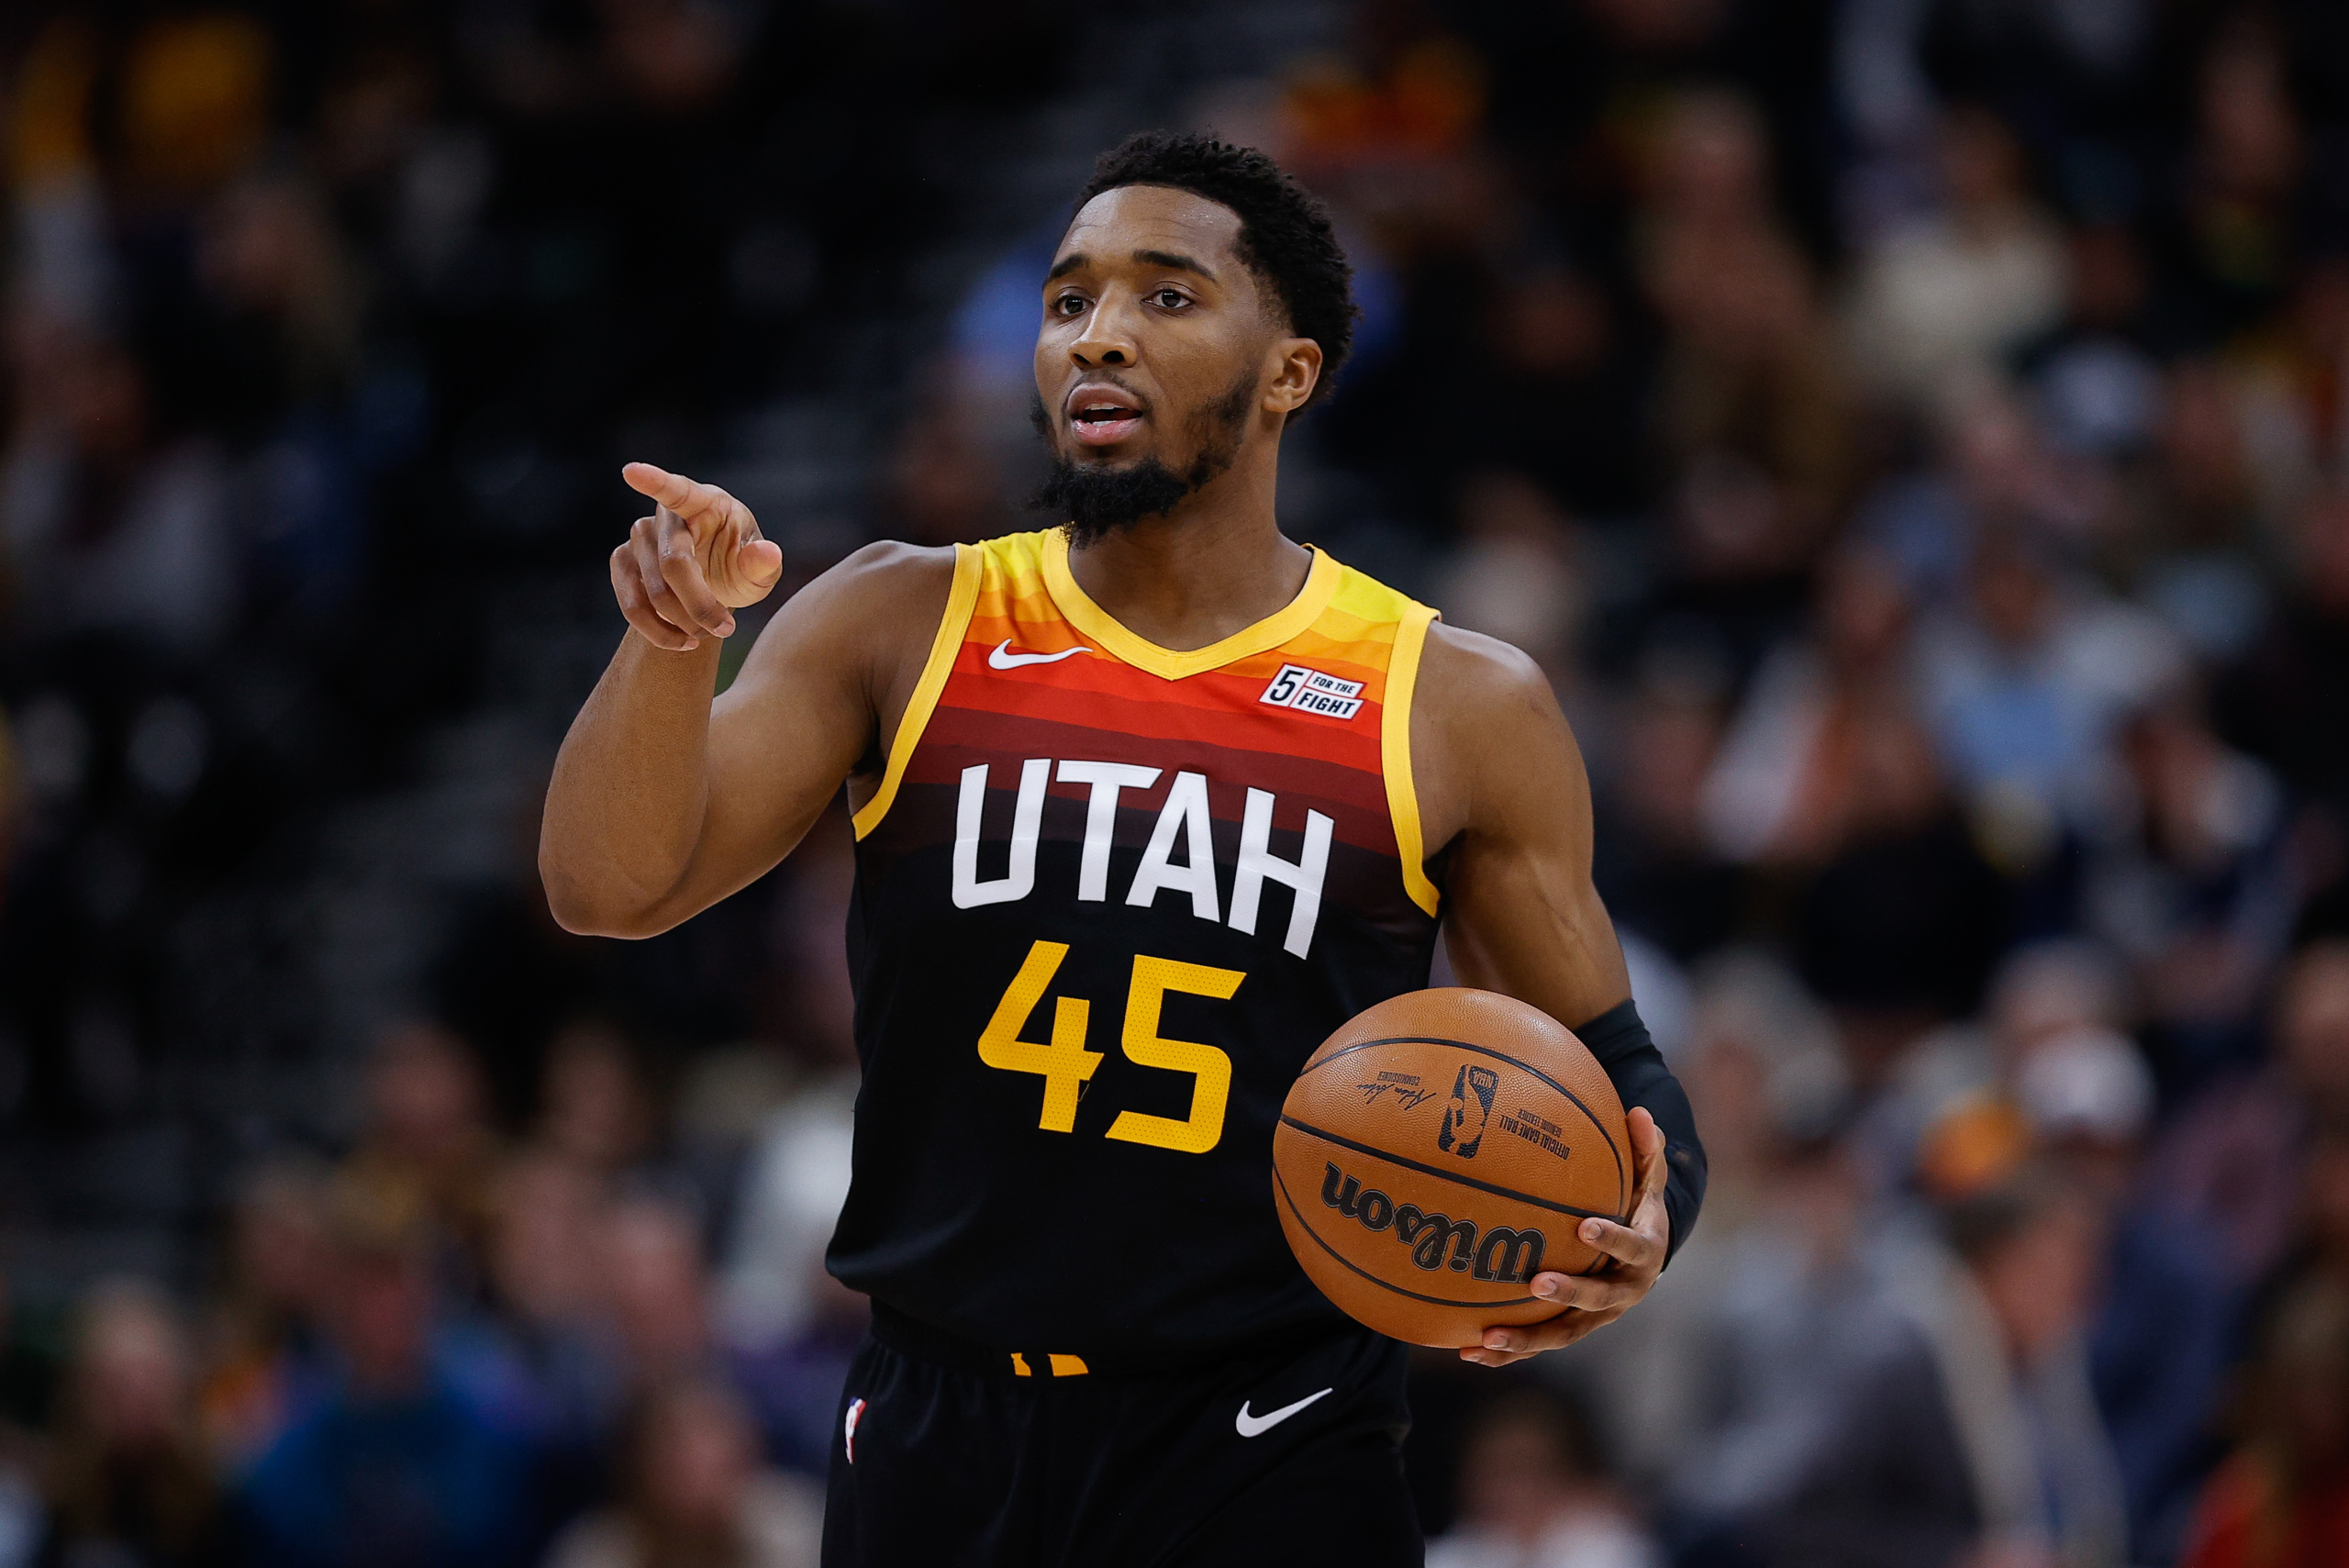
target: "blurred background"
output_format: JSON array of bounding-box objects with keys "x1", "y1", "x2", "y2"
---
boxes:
[{"x1": 2, "y1": 1, "x2": 2349, "y2": 1565}]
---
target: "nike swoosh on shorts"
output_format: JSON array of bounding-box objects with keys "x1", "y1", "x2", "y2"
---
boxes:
[
  {"x1": 988, "y1": 639, "x2": 1090, "y2": 669},
  {"x1": 1234, "y1": 1386, "x2": 1334, "y2": 1438}
]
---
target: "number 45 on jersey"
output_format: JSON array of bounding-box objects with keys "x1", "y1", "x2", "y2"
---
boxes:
[{"x1": 979, "y1": 940, "x2": 1244, "y2": 1156}]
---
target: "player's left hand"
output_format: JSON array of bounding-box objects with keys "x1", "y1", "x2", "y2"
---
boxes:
[{"x1": 1462, "y1": 1106, "x2": 1669, "y2": 1367}]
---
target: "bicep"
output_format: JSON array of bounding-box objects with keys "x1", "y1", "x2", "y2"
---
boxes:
[{"x1": 1431, "y1": 644, "x2": 1630, "y2": 1025}]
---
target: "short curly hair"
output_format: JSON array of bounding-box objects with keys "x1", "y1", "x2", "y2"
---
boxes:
[{"x1": 1075, "y1": 131, "x2": 1357, "y2": 410}]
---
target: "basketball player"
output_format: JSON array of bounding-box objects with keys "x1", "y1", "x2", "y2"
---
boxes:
[{"x1": 543, "y1": 133, "x2": 1704, "y2": 1564}]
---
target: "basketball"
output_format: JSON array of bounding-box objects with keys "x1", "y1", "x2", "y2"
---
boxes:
[{"x1": 1271, "y1": 988, "x2": 1633, "y2": 1348}]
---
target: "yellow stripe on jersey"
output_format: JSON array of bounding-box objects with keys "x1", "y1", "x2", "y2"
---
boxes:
[
  {"x1": 852, "y1": 543, "x2": 983, "y2": 840},
  {"x1": 1381, "y1": 601, "x2": 1442, "y2": 917}
]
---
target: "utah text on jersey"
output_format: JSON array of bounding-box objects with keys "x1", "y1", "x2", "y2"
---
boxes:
[{"x1": 952, "y1": 758, "x2": 1333, "y2": 960}]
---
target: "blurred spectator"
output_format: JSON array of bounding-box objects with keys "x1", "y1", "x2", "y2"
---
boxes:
[
  {"x1": 2217, "y1": 488, "x2": 2349, "y2": 825},
  {"x1": 483, "y1": 1150, "x2": 617, "y2": 1518},
  {"x1": 38, "y1": 1278, "x2": 222, "y2": 1568},
  {"x1": 197, "y1": 1159, "x2": 331, "y2": 1473},
  {"x1": 1426, "y1": 1389, "x2": 1660, "y2": 1568},
  {"x1": 1870, "y1": 938, "x2": 2132, "y2": 1180},
  {"x1": 1846, "y1": 106, "x2": 2068, "y2": 417},
  {"x1": 538, "y1": 1022, "x2": 655, "y2": 1180},
  {"x1": 1591, "y1": 651, "x2": 1741, "y2": 964},
  {"x1": 1642, "y1": 90, "x2": 1852, "y2": 577},
  {"x1": 2147, "y1": 940, "x2": 2349, "y2": 1288},
  {"x1": 1789, "y1": 684, "x2": 2003, "y2": 1070},
  {"x1": 236, "y1": 1182, "x2": 538, "y2": 1568},
  {"x1": 2023, "y1": 226, "x2": 2162, "y2": 463},
  {"x1": 1675, "y1": 951, "x2": 1853, "y2": 1227},
  {"x1": 1464, "y1": 265, "x2": 1647, "y2": 518},
  {"x1": 486, "y1": 1152, "x2": 607, "y2": 1355},
  {"x1": 1434, "y1": 473, "x2": 1588, "y2": 683},
  {"x1": 1653, "y1": 1127, "x2": 1879, "y2": 1535},
  {"x1": 2088, "y1": 690, "x2": 2294, "y2": 1084},
  {"x1": 1914, "y1": 516, "x2": 2181, "y2": 865},
  {"x1": 2226, "y1": 261, "x2": 2349, "y2": 531},
  {"x1": 2125, "y1": 365, "x2": 2269, "y2": 663},
  {"x1": 431, "y1": 784, "x2": 636, "y2": 1127},
  {"x1": 338, "y1": 1022, "x2": 503, "y2": 1291},
  {"x1": 1701, "y1": 543, "x2": 1918, "y2": 867},
  {"x1": 1989, "y1": 940, "x2": 2130, "y2": 1061},
  {"x1": 197, "y1": 172, "x2": 365, "y2": 411},
  {"x1": 2021, "y1": 1024, "x2": 2239, "y2": 1563},
  {"x1": 715, "y1": 1064, "x2": 861, "y2": 1478},
  {"x1": 882, "y1": 363, "x2": 1021, "y2": 547},
  {"x1": 542, "y1": 1377, "x2": 820, "y2": 1568},
  {"x1": 2181, "y1": 1276, "x2": 2349, "y2": 1568},
  {"x1": 602, "y1": 1195, "x2": 718, "y2": 1396},
  {"x1": 2174, "y1": 21, "x2": 2305, "y2": 339},
  {"x1": 1752, "y1": 1171, "x2": 2124, "y2": 1568},
  {"x1": 0, "y1": 328, "x2": 237, "y2": 649}
]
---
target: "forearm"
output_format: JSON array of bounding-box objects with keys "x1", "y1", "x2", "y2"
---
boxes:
[
  {"x1": 541, "y1": 631, "x2": 723, "y2": 935},
  {"x1": 1574, "y1": 999, "x2": 1706, "y2": 1262}
]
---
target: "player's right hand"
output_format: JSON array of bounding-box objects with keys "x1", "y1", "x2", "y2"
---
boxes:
[{"x1": 613, "y1": 462, "x2": 785, "y2": 651}]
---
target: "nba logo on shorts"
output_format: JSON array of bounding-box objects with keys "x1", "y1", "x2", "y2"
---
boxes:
[
  {"x1": 1437, "y1": 1065, "x2": 1499, "y2": 1158},
  {"x1": 844, "y1": 1397, "x2": 866, "y2": 1463}
]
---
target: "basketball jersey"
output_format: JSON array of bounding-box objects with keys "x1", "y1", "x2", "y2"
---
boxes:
[{"x1": 830, "y1": 528, "x2": 1444, "y2": 1364}]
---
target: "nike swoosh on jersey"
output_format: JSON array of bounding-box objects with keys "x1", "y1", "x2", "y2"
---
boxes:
[
  {"x1": 987, "y1": 639, "x2": 1090, "y2": 669},
  {"x1": 1234, "y1": 1386, "x2": 1334, "y2": 1438}
]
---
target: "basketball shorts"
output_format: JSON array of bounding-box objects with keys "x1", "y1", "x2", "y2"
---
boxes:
[{"x1": 821, "y1": 1307, "x2": 1423, "y2": 1567}]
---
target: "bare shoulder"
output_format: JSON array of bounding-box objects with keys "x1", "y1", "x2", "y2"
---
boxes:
[
  {"x1": 728, "y1": 539, "x2": 960, "y2": 716},
  {"x1": 1411, "y1": 621, "x2": 1584, "y2": 847},
  {"x1": 748, "y1": 539, "x2": 957, "y2": 656},
  {"x1": 793, "y1": 539, "x2": 959, "y2": 625},
  {"x1": 1418, "y1": 621, "x2": 1561, "y2": 726}
]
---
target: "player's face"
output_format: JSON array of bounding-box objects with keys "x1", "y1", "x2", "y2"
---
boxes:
[{"x1": 1035, "y1": 185, "x2": 1286, "y2": 476}]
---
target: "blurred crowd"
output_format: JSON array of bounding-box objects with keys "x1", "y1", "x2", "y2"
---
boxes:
[{"x1": 6, "y1": 1, "x2": 2349, "y2": 1566}]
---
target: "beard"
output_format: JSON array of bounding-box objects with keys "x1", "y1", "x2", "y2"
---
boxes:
[{"x1": 1030, "y1": 370, "x2": 1259, "y2": 547}]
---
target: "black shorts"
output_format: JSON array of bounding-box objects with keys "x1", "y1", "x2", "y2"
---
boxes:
[{"x1": 822, "y1": 1309, "x2": 1423, "y2": 1567}]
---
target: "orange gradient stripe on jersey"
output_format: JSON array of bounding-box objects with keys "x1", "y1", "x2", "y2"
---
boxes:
[{"x1": 852, "y1": 528, "x2": 1439, "y2": 915}]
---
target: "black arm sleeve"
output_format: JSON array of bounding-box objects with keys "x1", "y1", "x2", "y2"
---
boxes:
[{"x1": 1573, "y1": 998, "x2": 1706, "y2": 1263}]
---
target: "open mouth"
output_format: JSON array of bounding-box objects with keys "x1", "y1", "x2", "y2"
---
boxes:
[{"x1": 1068, "y1": 393, "x2": 1146, "y2": 447}]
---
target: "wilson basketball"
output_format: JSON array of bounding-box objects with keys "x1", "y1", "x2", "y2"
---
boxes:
[{"x1": 1271, "y1": 988, "x2": 1632, "y2": 1347}]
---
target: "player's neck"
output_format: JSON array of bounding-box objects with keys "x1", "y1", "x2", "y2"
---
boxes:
[{"x1": 1063, "y1": 448, "x2": 1311, "y2": 653}]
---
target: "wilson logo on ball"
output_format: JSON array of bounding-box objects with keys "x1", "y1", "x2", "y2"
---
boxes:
[
  {"x1": 1437, "y1": 1064, "x2": 1500, "y2": 1157},
  {"x1": 1319, "y1": 1162, "x2": 1546, "y2": 1282}
]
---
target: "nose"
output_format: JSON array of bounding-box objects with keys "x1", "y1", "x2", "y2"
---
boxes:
[{"x1": 1070, "y1": 291, "x2": 1138, "y2": 370}]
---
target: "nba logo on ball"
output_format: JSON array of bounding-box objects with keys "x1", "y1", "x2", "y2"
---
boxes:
[
  {"x1": 1437, "y1": 1065, "x2": 1499, "y2": 1157},
  {"x1": 1272, "y1": 988, "x2": 1632, "y2": 1347}
]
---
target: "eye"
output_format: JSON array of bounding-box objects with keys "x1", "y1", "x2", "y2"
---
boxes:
[
  {"x1": 1152, "y1": 288, "x2": 1191, "y2": 310},
  {"x1": 1052, "y1": 293, "x2": 1088, "y2": 317}
]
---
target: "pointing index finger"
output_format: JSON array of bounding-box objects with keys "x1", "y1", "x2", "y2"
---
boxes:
[{"x1": 622, "y1": 461, "x2": 726, "y2": 521}]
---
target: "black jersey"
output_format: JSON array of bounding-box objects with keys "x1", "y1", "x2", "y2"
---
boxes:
[{"x1": 830, "y1": 530, "x2": 1444, "y2": 1365}]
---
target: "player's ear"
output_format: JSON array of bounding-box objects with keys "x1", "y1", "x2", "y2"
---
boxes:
[{"x1": 1264, "y1": 337, "x2": 1321, "y2": 417}]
